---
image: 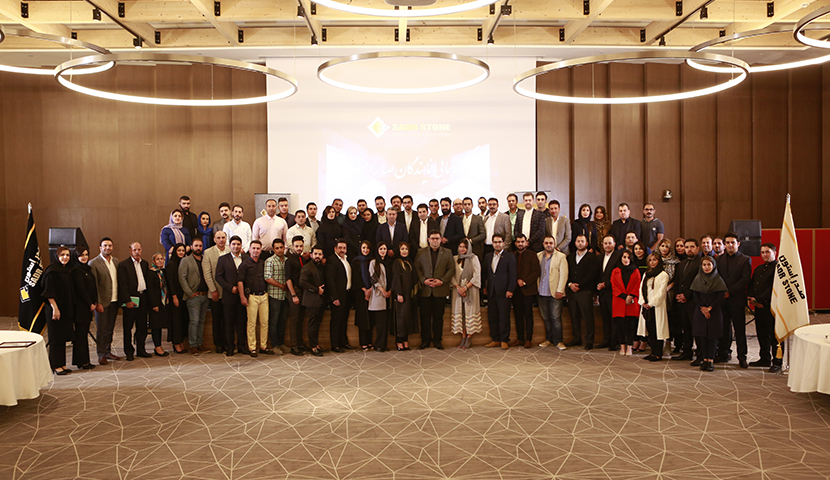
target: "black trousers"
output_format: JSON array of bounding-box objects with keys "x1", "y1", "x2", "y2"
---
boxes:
[
  {"x1": 169, "y1": 302, "x2": 186, "y2": 345},
  {"x1": 512, "y1": 290, "x2": 535, "y2": 342},
  {"x1": 307, "y1": 305, "x2": 323, "y2": 347},
  {"x1": 222, "y1": 295, "x2": 247, "y2": 353},
  {"x1": 122, "y1": 292, "x2": 148, "y2": 356},
  {"x1": 613, "y1": 316, "x2": 637, "y2": 346},
  {"x1": 696, "y1": 336, "x2": 718, "y2": 360},
  {"x1": 679, "y1": 300, "x2": 696, "y2": 355},
  {"x1": 419, "y1": 296, "x2": 446, "y2": 346},
  {"x1": 94, "y1": 303, "x2": 119, "y2": 357},
  {"x1": 210, "y1": 298, "x2": 225, "y2": 351},
  {"x1": 598, "y1": 290, "x2": 615, "y2": 346},
  {"x1": 488, "y1": 295, "x2": 512, "y2": 342},
  {"x1": 288, "y1": 297, "x2": 307, "y2": 348},
  {"x1": 371, "y1": 310, "x2": 390, "y2": 350},
  {"x1": 72, "y1": 311, "x2": 92, "y2": 367},
  {"x1": 643, "y1": 308, "x2": 664, "y2": 355},
  {"x1": 718, "y1": 301, "x2": 748, "y2": 360},
  {"x1": 568, "y1": 290, "x2": 595, "y2": 345},
  {"x1": 755, "y1": 306, "x2": 783, "y2": 365},
  {"x1": 330, "y1": 298, "x2": 350, "y2": 349}
]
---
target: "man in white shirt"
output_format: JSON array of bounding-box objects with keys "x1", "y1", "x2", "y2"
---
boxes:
[
  {"x1": 89, "y1": 237, "x2": 121, "y2": 365},
  {"x1": 537, "y1": 236, "x2": 569, "y2": 349},
  {"x1": 202, "y1": 231, "x2": 230, "y2": 354},
  {"x1": 375, "y1": 196, "x2": 388, "y2": 224},
  {"x1": 252, "y1": 199, "x2": 289, "y2": 259},
  {"x1": 409, "y1": 204, "x2": 438, "y2": 250},
  {"x1": 596, "y1": 235, "x2": 623, "y2": 350},
  {"x1": 483, "y1": 198, "x2": 513, "y2": 258},
  {"x1": 545, "y1": 199, "x2": 572, "y2": 255},
  {"x1": 401, "y1": 195, "x2": 415, "y2": 233},
  {"x1": 223, "y1": 204, "x2": 252, "y2": 253},
  {"x1": 287, "y1": 210, "x2": 316, "y2": 254}
]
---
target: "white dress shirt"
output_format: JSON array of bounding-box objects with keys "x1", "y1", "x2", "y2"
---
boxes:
[
  {"x1": 522, "y1": 210, "x2": 533, "y2": 238},
  {"x1": 419, "y1": 219, "x2": 429, "y2": 248},
  {"x1": 491, "y1": 250, "x2": 502, "y2": 272},
  {"x1": 338, "y1": 254, "x2": 352, "y2": 290},
  {"x1": 287, "y1": 224, "x2": 316, "y2": 253},
  {"x1": 463, "y1": 213, "x2": 472, "y2": 236},
  {"x1": 223, "y1": 220, "x2": 252, "y2": 252},
  {"x1": 104, "y1": 256, "x2": 118, "y2": 302},
  {"x1": 484, "y1": 214, "x2": 497, "y2": 245},
  {"x1": 132, "y1": 257, "x2": 146, "y2": 293}
]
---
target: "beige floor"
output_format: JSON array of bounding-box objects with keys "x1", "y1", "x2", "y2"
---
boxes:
[{"x1": 2, "y1": 314, "x2": 830, "y2": 480}]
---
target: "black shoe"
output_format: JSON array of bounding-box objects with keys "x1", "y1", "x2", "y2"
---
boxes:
[
  {"x1": 154, "y1": 350, "x2": 169, "y2": 357},
  {"x1": 671, "y1": 347, "x2": 682, "y2": 355},
  {"x1": 566, "y1": 341, "x2": 582, "y2": 348},
  {"x1": 240, "y1": 349, "x2": 251, "y2": 356},
  {"x1": 136, "y1": 352, "x2": 152, "y2": 358},
  {"x1": 643, "y1": 354, "x2": 658, "y2": 361},
  {"x1": 299, "y1": 344, "x2": 311, "y2": 352},
  {"x1": 397, "y1": 346, "x2": 406, "y2": 351},
  {"x1": 250, "y1": 352, "x2": 258, "y2": 358},
  {"x1": 713, "y1": 356, "x2": 728, "y2": 364},
  {"x1": 705, "y1": 361, "x2": 715, "y2": 372},
  {"x1": 769, "y1": 364, "x2": 782, "y2": 373},
  {"x1": 225, "y1": 351, "x2": 234, "y2": 357},
  {"x1": 608, "y1": 344, "x2": 619, "y2": 351},
  {"x1": 435, "y1": 343, "x2": 444, "y2": 350},
  {"x1": 290, "y1": 348, "x2": 304, "y2": 356},
  {"x1": 376, "y1": 348, "x2": 388, "y2": 352},
  {"x1": 748, "y1": 360, "x2": 771, "y2": 368},
  {"x1": 126, "y1": 353, "x2": 134, "y2": 361},
  {"x1": 215, "y1": 348, "x2": 225, "y2": 354},
  {"x1": 54, "y1": 368, "x2": 71, "y2": 376},
  {"x1": 259, "y1": 349, "x2": 276, "y2": 355},
  {"x1": 419, "y1": 342, "x2": 430, "y2": 350},
  {"x1": 311, "y1": 348, "x2": 324, "y2": 357},
  {"x1": 331, "y1": 347, "x2": 345, "y2": 353},
  {"x1": 738, "y1": 358, "x2": 748, "y2": 369},
  {"x1": 584, "y1": 344, "x2": 593, "y2": 351},
  {"x1": 690, "y1": 358, "x2": 703, "y2": 367},
  {"x1": 596, "y1": 342, "x2": 610, "y2": 349},
  {"x1": 79, "y1": 364, "x2": 96, "y2": 370},
  {"x1": 700, "y1": 360, "x2": 709, "y2": 371},
  {"x1": 672, "y1": 354, "x2": 692, "y2": 361},
  {"x1": 343, "y1": 344, "x2": 356, "y2": 350}
]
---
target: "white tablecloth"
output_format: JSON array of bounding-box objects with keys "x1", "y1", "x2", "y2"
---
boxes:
[
  {"x1": 0, "y1": 330, "x2": 53, "y2": 406},
  {"x1": 788, "y1": 324, "x2": 830, "y2": 394}
]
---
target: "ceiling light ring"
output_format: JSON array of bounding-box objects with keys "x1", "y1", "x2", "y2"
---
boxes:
[
  {"x1": 313, "y1": 0, "x2": 499, "y2": 17},
  {"x1": 54, "y1": 53, "x2": 299, "y2": 107},
  {"x1": 688, "y1": 26, "x2": 830, "y2": 73},
  {"x1": 317, "y1": 51, "x2": 490, "y2": 94},
  {"x1": 0, "y1": 27, "x2": 114, "y2": 76},
  {"x1": 794, "y1": 6, "x2": 830, "y2": 49},
  {"x1": 512, "y1": 51, "x2": 750, "y2": 105}
]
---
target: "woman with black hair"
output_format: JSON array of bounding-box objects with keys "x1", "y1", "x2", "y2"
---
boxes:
[
  {"x1": 352, "y1": 240, "x2": 375, "y2": 351},
  {"x1": 316, "y1": 206, "x2": 344, "y2": 258},
  {"x1": 42, "y1": 246, "x2": 75, "y2": 375},
  {"x1": 611, "y1": 250, "x2": 641, "y2": 357},
  {"x1": 166, "y1": 243, "x2": 188, "y2": 354},
  {"x1": 148, "y1": 252, "x2": 170, "y2": 357},
  {"x1": 369, "y1": 241, "x2": 392, "y2": 352},
  {"x1": 70, "y1": 246, "x2": 97, "y2": 370},
  {"x1": 639, "y1": 253, "x2": 669, "y2": 362},
  {"x1": 391, "y1": 242, "x2": 419, "y2": 350},
  {"x1": 690, "y1": 256, "x2": 727, "y2": 372},
  {"x1": 571, "y1": 203, "x2": 599, "y2": 253}
]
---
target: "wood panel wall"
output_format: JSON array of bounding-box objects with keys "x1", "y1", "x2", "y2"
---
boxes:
[
  {"x1": 537, "y1": 61, "x2": 829, "y2": 242},
  {"x1": 0, "y1": 66, "x2": 267, "y2": 317}
]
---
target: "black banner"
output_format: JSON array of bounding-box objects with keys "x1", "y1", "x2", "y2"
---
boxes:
[{"x1": 18, "y1": 205, "x2": 46, "y2": 333}]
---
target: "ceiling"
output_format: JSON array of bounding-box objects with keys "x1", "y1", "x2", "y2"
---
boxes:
[{"x1": 2, "y1": 0, "x2": 830, "y2": 65}]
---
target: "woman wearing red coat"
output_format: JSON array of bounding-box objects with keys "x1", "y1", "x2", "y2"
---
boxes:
[{"x1": 611, "y1": 250, "x2": 641, "y2": 356}]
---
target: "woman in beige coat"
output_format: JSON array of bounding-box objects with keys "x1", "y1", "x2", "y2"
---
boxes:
[{"x1": 638, "y1": 253, "x2": 670, "y2": 361}]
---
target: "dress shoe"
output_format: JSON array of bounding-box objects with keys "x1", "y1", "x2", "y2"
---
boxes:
[
  {"x1": 54, "y1": 368, "x2": 71, "y2": 376},
  {"x1": 584, "y1": 344, "x2": 593, "y2": 351},
  {"x1": 738, "y1": 358, "x2": 748, "y2": 369},
  {"x1": 126, "y1": 353, "x2": 134, "y2": 361},
  {"x1": 508, "y1": 340, "x2": 521, "y2": 347},
  {"x1": 690, "y1": 358, "x2": 703, "y2": 367},
  {"x1": 538, "y1": 341, "x2": 552, "y2": 348},
  {"x1": 190, "y1": 347, "x2": 199, "y2": 355},
  {"x1": 643, "y1": 354, "x2": 658, "y2": 361},
  {"x1": 197, "y1": 345, "x2": 211, "y2": 352},
  {"x1": 331, "y1": 347, "x2": 345, "y2": 353},
  {"x1": 215, "y1": 347, "x2": 225, "y2": 354},
  {"x1": 524, "y1": 341, "x2": 532, "y2": 349},
  {"x1": 154, "y1": 350, "x2": 169, "y2": 357},
  {"x1": 713, "y1": 356, "x2": 728, "y2": 364},
  {"x1": 672, "y1": 354, "x2": 692, "y2": 361},
  {"x1": 290, "y1": 348, "x2": 304, "y2": 356},
  {"x1": 260, "y1": 349, "x2": 276, "y2": 355},
  {"x1": 596, "y1": 341, "x2": 610, "y2": 349},
  {"x1": 376, "y1": 348, "x2": 389, "y2": 353},
  {"x1": 705, "y1": 361, "x2": 715, "y2": 372},
  {"x1": 769, "y1": 364, "x2": 782, "y2": 373},
  {"x1": 556, "y1": 343, "x2": 567, "y2": 350},
  {"x1": 98, "y1": 356, "x2": 108, "y2": 366},
  {"x1": 566, "y1": 341, "x2": 582, "y2": 348},
  {"x1": 250, "y1": 351, "x2": 258, "y2": 358},
  {"x1": 501, "y1": 342, "x2": 509, "y2": 350},
  {"x1": 419, "y1": 342, "x2": 430, "y2": 350},
  {"x1": 278, "y1": 344, "x2": 291, "y2": 354},
  {"x1": 299, "y1": 344, "x2": 311, "y2": 352},
  {"x1": 485, "y1": 341, "x2": 500, "y2": 348},
  {"x1": 435, "y1": 343, "x2": 444, "y2": 350},
  {"x1": 311, "y1": 348, "x2": 324, "y2": 357},
  {"x1": 225, "y1": 351, "x2": 234, "y2": 357},
  {"x1": 343, "y1": 344, "x2": 356, "y2": 350},
  {"x1": 748, "y1": 360, "x2": 771, "y2": 368},
  {"x1": 137, "y1": 352, "x2": 152, "y2": 358},
  {"x1": 700, "y1": 360, "x2": 709, "y2": 371},
  {"x1": 105, "y1": 353, "x2": 121, "y2": 361},
  {"x1": 80, "y1": 364, "x2": 96, "y2": 370}
]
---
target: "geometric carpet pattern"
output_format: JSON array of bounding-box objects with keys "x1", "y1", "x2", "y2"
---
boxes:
[{"x1": 2, "y1": 317, "x2": 830, "y2": 480}]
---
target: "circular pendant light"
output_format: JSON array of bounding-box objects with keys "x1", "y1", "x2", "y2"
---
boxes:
[
  {"x1": 794, "y1": 5, "x2": 830, "y2": 49},
  {"x1": 0, "y1": 27, "x2": 114, "y2": 76},
  {"x1": 688, "y1": 26, "x2": 830, "y2": 73},
  {"x1": 312, "y1": 0, "x2": 499, "y2": 17},
  {"x1": 54, "y1": 53, "x2": 298, "y2": 106},
  {"x1": 512, "y1": 51, "x2": 749, "y2": 105},
  {"x1": 317, "y1": 51, "x2": 490, "y2": 94}
]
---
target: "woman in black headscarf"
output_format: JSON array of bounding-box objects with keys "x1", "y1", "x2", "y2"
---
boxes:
[
  {"x1": 351, "y1": 240, "x2": 375, "y2": 351},
  {"x1": 571, "y1": 203, "x2": 599, "y2": 254},
  {"x1": 391, "y1": 241, "x2": 419, "y2": 350},
  {"x1": 369, "y1": 241, "x2": 392, "y2": 352},
  {"x1": 166, "y1": 243, "x2": 188, "y2": 354},
  {"x1": 690, "y1": 256, "x2": 728, "y2": 372},
  {"x1": 343, "y1": 206, "x2": 364, "y2": 258},
  {"x1": 70, "y1": 246, "x2": 97, "y2": 370},
  {"x1": 639, "y1": 253, "x2": 669, "y2": 362},
  {"x1": 594, "y1": 206, "x2": 612, "y2": 244},
  {"x1": 361, "y1": 208, "x2": 378, "y2": 250},
  {"x1": 42, "y1": 246, "x2": 75, "y2": 375},
  {"x1": 196, "y1": 211, "x2": 214, "y2": 249},
  {"x1": 148, "y1": 252, "x2": 170, "y2": 357},
  {"x1": 611, "y1": 250, "x2": 641, "y2": 357},
  {"x1": 316, "y1": 206, "x2": 343, "y2": 258}
]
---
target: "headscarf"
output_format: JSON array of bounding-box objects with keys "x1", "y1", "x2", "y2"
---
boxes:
[
  {"x1": 616, "y1": 251, "x2": 637, "y2": 285},
  {"x1": 150, "y1": 255, "x2": 168, "y2": 305},
  {"x1": 343, "y1": 209, "x2": 365, "y2": 240},
  {"x1": 576, "y1": 203, "x2": 593, "y2": 224},
  {"x1": 196, "y1": 211, "x2": 214, "y2": 248},
  {"x1": 362, "y1": 208, "x2": 378, "y2": 244},
  {"x1": 161, "y1": 211, "x2": 186, "y2": 246},
  {"x1": 319, "y1": 207, "x2": 343, "y2": 238},
  {"x1": 642, "y1": 253, "x2": 665, "y2": 300},
  {"x1": 354, "y1": 242, "x2": 373, "y2": 289},
  {"x1": 456, "y1": 238, "x2": 476, "y2": 284},
  {"x1": 594, "y1": 205, "x2": 612, "y2": 238},
  {"x1": 370, "y1": 241, "x2": 388, "y2": 286},
  {"x1": 690, "y1": 256, "x2": 728, "y2": 294}
]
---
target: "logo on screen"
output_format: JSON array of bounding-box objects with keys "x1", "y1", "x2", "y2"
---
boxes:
[{"x1": 367, "y1": 117, "x2": 391, "y2": 138}]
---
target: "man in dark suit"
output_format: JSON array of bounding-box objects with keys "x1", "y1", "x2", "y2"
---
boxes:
[
  {"x1": 300, "y1": 246, "x2": 326, "y2": 356},
  {"x1": 326, "y1": 239, "x2": 351, "y2": 353},
  {"x1": 439, "y1": 197, "x2": 464, "y2": 254},
  {"x1": 461, "y1": 197, "x2": 487, "y2": 261},
  {"x1": 566, "y1": 235, "x2": 599, "y2": 349},
  {"x1": 284, "y1": 236, "x2": 308, "y2": 355},
  {"x1": 376, "y1": 208, "x2": 408, "y2": 257},
  {"x1": 215, "y1": 235, "x2": 248, "y2": 356},
  {"x1": 483, "y1": 234, "x2": 517, "y2": 349},
  {"x1": 672, "y1": 238, "x2": 701, "y2": 362},
  {"x1": 117, "y1": 242, "x2": 152, "y2": 360},
  {"x1": 409, "y1": 203, "x2": 439, "y2": 251},
  {"x1": 610, "y1": 203, "x2": 642, "y2": 250},
  {"x1": 511, "y1": 234, "x2": 540, "y2": 348},
  {"x1": 716, "y1": 232, "x2": 752, "y2": 368},
  {"x1": 596, "y1": 235, "x2": 623, "y2": 350},
  {"x1": 748, "y1": 243, "x2": 782, "y2": 372},
  {"x1": 179, "y1": 195, "x2": 199, "y2": 242},
  {"x1": 514, "y1": 192, "x2": 547, "y2": 252},
  {"x1": 415, "y1": 230, "x2": 456, "y2": 349}
]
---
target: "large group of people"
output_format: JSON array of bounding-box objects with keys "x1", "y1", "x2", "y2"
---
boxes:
[{"x1": 41, "y1": 193, "x2": 783, "y2": 375}]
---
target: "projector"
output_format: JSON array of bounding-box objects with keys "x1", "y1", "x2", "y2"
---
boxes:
[{"x1": 384, "y1": 0, "x2": 437, "y2": 5}]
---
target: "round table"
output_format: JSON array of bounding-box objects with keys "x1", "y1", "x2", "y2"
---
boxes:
[
  {"x1": 788, "y1": 324, "x2": 830, "y2": 394},
  {"x1": 0, "y1": 330, "x2": 53, "y2": 406}
]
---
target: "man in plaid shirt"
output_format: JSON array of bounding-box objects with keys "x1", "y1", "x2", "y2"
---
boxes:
[{"x1": 265, "y1": 238, "x2": 290, "y2": 354}]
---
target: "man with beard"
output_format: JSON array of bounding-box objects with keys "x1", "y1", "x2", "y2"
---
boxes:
[
  {"x1": 179, "y1": 238, "x2": 210, "y2": 355},
  {"x1": 439, "y1": 197, "x2": 464, "y2": 254},
  {"x1": 213, "y1": 202, "x2": 231, "y2": 233},
  {"x1": 515, "y1": 192, "x2": 546, "y2": 252},
  {"x1": 179, "y1": 195, "x2": 199, "y2": 241},
  {"x1": 223, "y1": 204, "x2": 252, "y2": 253},
  {"x1": 238, "y1": 240, "x2": 275, "y2": 357},
  {"x1": 285, "y1": 236, "x2": 308, "y2": 355},
  {"x1": 117, "y1": 242, "x2": 152, "y2": 360},
  {"x1": 596, "y1": 235, "x2": 623, "y2": 350},
  {"x1": 215, "y1": 236, "x2": 248, "y2": 356},
  {"x1": 300, "y1": 246, "x2": 327, "y2": 357},
  {"x1": 566, "y1": 235, "x2": 599, "y2": 349},
  {"x1": 715, "y1": 232, "x2": 752, "y2": 368},
  {"x1": 748, "y1": 243, "x2": 782, "y2": 373},
  {"x1": 672, "y1": 239, "x2": 702, "y2": 362}
]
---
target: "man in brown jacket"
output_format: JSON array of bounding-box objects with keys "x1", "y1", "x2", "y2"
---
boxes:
[
  {"x1": 415, "y1": 231, "x2": 456, "y2": 350},
  {"x1": 511, "y1": 234, "x2": 541, "y2": 348}
]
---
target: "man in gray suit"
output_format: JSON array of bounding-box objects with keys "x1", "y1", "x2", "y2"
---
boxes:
[
  {"x1": 545, "y1": 199, "x2": 572, "y2": 255},
  {"x1": 179, "y1": 238, "x2": 210, "y2": 354},
  {"x1": 89, "y1": 237, "x2": 120, "y2": 365},
  {"x1": 415, "y1": 231, "x2": 456, "y2": 350},
  {"x1": 461, "y1": 197, "x2": 486, "y2": 261},
  {"x1": 482, "y1": 197, "x2": 512, "y2": 258}
]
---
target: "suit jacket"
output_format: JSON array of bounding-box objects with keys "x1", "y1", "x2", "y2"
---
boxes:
[
  {"x1": 414, "y1": 246, "x2": 456, "y2": 297},
  {"x1": 566, "y1": 251, "x2": 599, "y2": 293},
  {"x1": 717, "y1": 251, "x2": 752, "y2": 306},
  {"x1": 484, "y1": 212, "x2": 513, "y2": 248},
  {"x1": 116, "y1": 257, "x2": 152, "y2": 305},
  {"x1": 202, "y1": 245, "x2": 230, "y2": 298},
  {"x1": 440, "y1": 214, "x2": 465, "y2": 254},
  {"x1": 597, "y1": 249, "x2": 624, "y2": 297},
  {"x1": 182, "y1": 210, "x2": 199, "y2": 244},
  {"x1": 483, "y1": 251, "x2": 517, "y2": 298},
  {"x1": 178, "y1": 254, "x2": 206, "y2": 298},
  {"x1": 610, "y1": 218, "x2": 642, "y2": 248},
  {"x1": 537, "y1": 250, "x2": 569, "y2": 296},
  {"x1": 513, "y1": 208, "x2": 547, "y2": 252},
  {"x1": 408, "y1": 217, "x2": 439, "y2": 250},
  {"x1": 463, "y1": 214, "x2": 487, "y2": 258},
  {"x1": 89, "y1": 254, "x2": 120, "y2": 307},
  {"x1": 326, "y1": 254, "x2": 350, "y2": 304},
  {"x1": 376, "y1": 222, "x2": 409, "y2": 257},
  {"x1": 215, "y1": 252, "x2": 247, "y2": 296},
  {"x1": 675, "y1": 255, "x2": 702, "y2": 299},
  {"x1": 748, "y1": 260, "x2": 777, "y2": 307},
  {"x1": 299, "y1": 261, "x2": 325, "y2": 309},
  {"x1": 545, "y1": 215, "x2": 573, "y2": 255},
  {"x1": 513, "y1": 249, "x2": 540, "y2": 295}
]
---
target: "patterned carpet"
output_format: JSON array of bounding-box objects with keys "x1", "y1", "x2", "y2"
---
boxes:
[{"x1": 2, "y1": 315, "x2": 830, "y2": 480}]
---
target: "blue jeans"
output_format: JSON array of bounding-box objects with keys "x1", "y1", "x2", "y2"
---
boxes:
[
  {"x1": 538, "y1": 295, "x2": 563, "y2": 344},
  {"x1": 268, "y1": 297, "x2": 288, "y2": 347},
  {"x1": 186, "y1": 294, "x2": 209, "y2": 347}
]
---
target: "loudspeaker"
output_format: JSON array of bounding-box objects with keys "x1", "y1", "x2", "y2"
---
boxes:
[
  {"x1": 729, "y1": 220, "x2": 761, "y2": 257},
  {"x1": 48, "y1": 227, "x2": 89, "y2": 264}
]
